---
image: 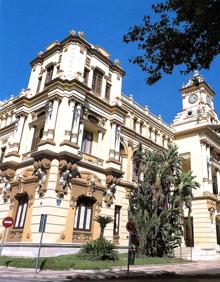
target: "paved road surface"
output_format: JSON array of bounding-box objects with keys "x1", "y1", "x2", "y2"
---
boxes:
[{"x1": 0, "y1": 278, "x2": 220, "y2": 282}]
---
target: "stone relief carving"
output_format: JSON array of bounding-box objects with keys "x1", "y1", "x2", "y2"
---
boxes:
[
  {"x1": 0, "y1": 169, "x2": 15, "y2": 202},
  {"x1": 33, "y1": 158, "x2": 51, "y2": 197},
  {"x1": 57, "y1": 160, "x2": 80, "y2": 198},
  {"x1": 104, "y1": 175, "x2": 120, "y2": 207},
  {"x1": 207, "y1": 199, "x2": 216, "y2": 223}
]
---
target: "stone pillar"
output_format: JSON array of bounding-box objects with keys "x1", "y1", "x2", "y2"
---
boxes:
[
  {"x1": 14, "y1": 115, "x2": 26, "y2": 144},
  {"x1": 47, "y1": 98, "x2": 60, "y2": 140},
  {"x1": 207, "y1": 145, "x2": 212, "y2": 181},
  {"x1": 26, "y1": 126, "x2": 35, "y2": 152},
  {"x1": 9, "y1": 114, "x2": 26, "y2": 153},
  {"x1": 110, "y1": 123, "x2": 117, "y2": 151},
  {"x1": 135, "y1": 120, "x2": 140, "y2": 134},
  {"x1": 125, "y1": 114, "x2": 130, "y2": 128},
  {"x1": 6, "y1": 114, "x2": 11, "y2": 126},
  {"x1": 1, "y1": 116, "x2": 6, "y2": 128},
  {"x1": 97, "y1": 130, "x2": 103, "y2": 158},
  {"x1": 71, "y1": 104, "x2": 82, "y2": 144},
  {"x1": 115, "y1": 125, "x2": 121, "y2": 153},
  {"x1": 77, "y1": 122, "x2": 84, "y2": 149},
  {"x1": 101, "y1": 75, "x2": 107, "y2": 99},
  {"x1": 42, "y1": 101, "x2": 53, "y2": 141},
  {"x1": 64, "y1": 100, "x2": 76, "y2": 141},
  {"x1": 39, "y1": 69, "x2": 47, "y2": 92},
  {"x1": 87, "y1": 67, "x2": 94, "y2": 89},
  {"x1": 141, "y1": 123, "x2": 147, "y2": 137}
]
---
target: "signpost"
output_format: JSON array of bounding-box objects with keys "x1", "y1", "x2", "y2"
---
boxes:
[
  {"x1": 0, "y1": 216, "x2": 13, "y2": 256},
  {"x1": 126, "y1": 220, "x2": 139, "y2": 275},
  {"x1": 35, "y1": 214, "x2": 47, "y2": 272}
]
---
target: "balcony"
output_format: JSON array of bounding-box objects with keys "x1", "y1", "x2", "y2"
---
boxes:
[{"x1": 81, "y1": 152, "x2": 104, "y2": 167}]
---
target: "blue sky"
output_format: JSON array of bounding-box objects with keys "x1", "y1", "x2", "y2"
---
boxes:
[{"x1": 0, "y1": 0, "x2": 219, "y2": 123}]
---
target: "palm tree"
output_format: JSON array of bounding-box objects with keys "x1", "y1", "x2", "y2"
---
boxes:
[
  {"x1": 95, "y1": 215, "x2": 113, "y2": 239},
  {"x1": 129, "y1": 144, "x2": 199, "y2": 257}
]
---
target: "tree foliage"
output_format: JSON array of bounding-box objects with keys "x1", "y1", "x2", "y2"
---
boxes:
[
  {"x1": 129, "y1": 144, "x2": 199, "y2": 257},
  {"x1": 95, "y1": 215, "x2": 113, "y2": 239},
  {"x1": 124, "y1": 0, "x2": 220, "y2": 85}
]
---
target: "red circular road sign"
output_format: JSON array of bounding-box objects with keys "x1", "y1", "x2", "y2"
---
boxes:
[{"x1": 2, "y1": 216, "x2": 13, "y2": 228}]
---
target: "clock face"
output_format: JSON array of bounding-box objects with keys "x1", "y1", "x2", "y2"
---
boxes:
[
  {"x1": 206, "y1": 96, "x2": 211, "y2": 106},
  {"x1": 188, "y1": 94, "x2": 198, "y2": 104}
]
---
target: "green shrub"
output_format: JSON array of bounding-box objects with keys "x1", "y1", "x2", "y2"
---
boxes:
[{"x1": 77, "y1": 238, "x2": 119, "y2": 261}]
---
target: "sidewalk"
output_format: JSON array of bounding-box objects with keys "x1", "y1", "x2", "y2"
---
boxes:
[{"x1": 0, "y1": 260, "x2": 220, "y2": 281}]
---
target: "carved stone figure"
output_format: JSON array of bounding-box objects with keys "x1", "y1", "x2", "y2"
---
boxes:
[
  {"x1": 105, "y1": 175, "x2": 120, "y2": 206},
  {"x1": 60, "y1": 169, "x2": 73, "y2": 190},
  {"x1": 34, "y1": 168, "x2": 46, "y2": 193}
]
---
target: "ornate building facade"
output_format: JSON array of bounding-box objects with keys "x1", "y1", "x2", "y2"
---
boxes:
[{"x1": 0, "y1": 31, "x2": 219, "y2": 259}]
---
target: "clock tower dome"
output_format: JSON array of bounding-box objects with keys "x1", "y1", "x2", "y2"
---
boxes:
[{"x1": 172, "y1": 71, "x2": 218, "y2": 131}]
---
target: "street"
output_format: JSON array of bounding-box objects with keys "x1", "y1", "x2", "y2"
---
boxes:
[{"x1": 0, "y1": 278, "x2": 220, "y2": 282}]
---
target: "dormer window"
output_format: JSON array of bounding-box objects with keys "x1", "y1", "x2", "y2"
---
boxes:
[
  {"x1": 83, "y1": 68, "x2": 89, "y2": 85},
  {"x1": 92, "y1": 69, "x2": 103, "y2": 96},
  {"x1": 45, "y1": 65, "x2": 54, "y2": 85},
  {"x1": 36, "y1": 76, "x2": 42, "y2": 94},
  {"x1": 105, "y1": 83, "x2": 111, "y2": 100}
]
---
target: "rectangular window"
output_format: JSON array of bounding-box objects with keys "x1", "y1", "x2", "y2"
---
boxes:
[
  {"x1": 0, "y1": 147, "x2": 6, "y2": 163},
  {"x1": 83, "y1": 68, "x2": 89, "y2": 85},
  {"x1": 133, "y1": 118, "x2": 137, "y2": 131},
  {"x1": 92, "y1": 71, "x2": 102, "y2": 95},
  {"x1": 113, "y1": 205, "x2": 121, "y2": 236},
  {"x1": 81, "y1": 130, "x2": 93, "y2": 154},
  {"x1": 14, "y1": 195, "x2": 28, "y2": 229},
  {"x1": 183, "y1": 217, "x2": 194, "y2": 247},
  {"x1": 74, "y1": 197, "x2": 93, "y2": 231},
  {"x1": 105, "y1": 83, "x2": 111, "y2": 100},
  {"x1": 36, "y1": 77, "x2": 42, "y2": 93},
  {"x1": 45, "y1": 65, "x2": 54, "y2": 85},
  {"x1": 140, "y1": 122, "x2": 143, "y2": 135}
]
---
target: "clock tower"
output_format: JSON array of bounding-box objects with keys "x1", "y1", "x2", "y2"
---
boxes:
[{"x1": 172, "y1": 71, "x2": 218, "y2": 130}]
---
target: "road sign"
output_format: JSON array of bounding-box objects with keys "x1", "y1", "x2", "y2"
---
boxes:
[{"x1": 2, "y1": 217, "x2": 13, "y2": 228}]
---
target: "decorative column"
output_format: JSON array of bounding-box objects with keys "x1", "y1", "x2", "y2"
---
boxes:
[
  {"x1": 141, "y1": 123, "x2": 147, "y2": 137},
  {"x1": 47, "y1": 98, "x2": 60, "y2": 140},
  {"x1": 26, "y1": 126, "x2": 36, "y2": 152},
  {"x1": 97, "y1": 130, "x2": 103, "y2": 158},
  {"x1": 6, "y1": 114, "x2": 11, "y2": 126},
  {"x1": 64, "y1": 100, "x2": 75, "y2": 141},
  {"x1": 135, "y1": 120, "x2": 140, "y2": 134},
  {"x1": 8, "y1": 114, "x2": 26, "y2": 154},
  {"x1": 71, "y1": 104, "x2": 82, "y2": 144},
  {"x1": 101, "y1": 75, "x2": 107, "y2": 99},
  {"x1": 87, "y1": 67, "x2": 94, "y2": 89},
  {"x1": 42, "y1": 101, "x2": 53, "y2": 141},
  {"x1": 1, "y1": 115, "x2": 6, "y2": 128},
  {"x1": 109, "y1": 122, "x2": 117, "y2": 159},
  {"x1": 207, "y1": 145, "x2": 212, "y2": 181},
  {"x1": 77, "y1": 122, "x2": 84, "y2": 149}
]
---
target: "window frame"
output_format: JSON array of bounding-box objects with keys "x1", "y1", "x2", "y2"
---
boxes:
[
  {"x1": 113, "y1": 205, "x2": 121, "y2": 236},
  {"x1": 45, "y1": 65, "x2": 54, "y2": 85},
  {"x1": 92, "y1": 70, "x2": 103, "y2": 95},
  {"x1": 14, "y1": 195, "x2": 28, "y2": 229},
  {"x1": 81, "y1": 130, "x2": 93, "y2": 155},
  {"x1": 74, "y1": 198, "x2": 93, "y2": 231}
]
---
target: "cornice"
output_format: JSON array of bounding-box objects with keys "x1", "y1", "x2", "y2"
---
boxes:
[
  {"x1": 181, "y1": 81, "x2": 215, "y2": 96},
  {"x1": 175, "y1": 125, "x2": 220, "y2": 146},
  {"x1": 30, "y1": 34, "x2": 125, "y2": 76},
  {"x1": 121, "y1": 126, "x2": 165, "y2": 152}
]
